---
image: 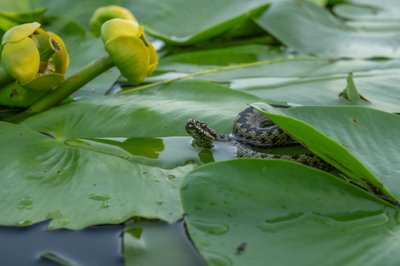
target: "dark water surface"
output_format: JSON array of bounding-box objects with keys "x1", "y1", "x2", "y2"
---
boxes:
[
  {"x1": 124, "y1": 220, "x2": 206, "y2": 266},
  {"x1": 0, "y1": 221, "x2": 124, "y2": 266},
  {"x1": 0, "y1": 220, "x2": 205, "y2": 266}
]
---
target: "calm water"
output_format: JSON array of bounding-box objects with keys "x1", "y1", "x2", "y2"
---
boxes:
[
  {"x1": 0, "y1": 221, "x2": 124, "y2": 266},
  {"x1": 0, "y1": 220, "x2": 205, "y2": 266}
]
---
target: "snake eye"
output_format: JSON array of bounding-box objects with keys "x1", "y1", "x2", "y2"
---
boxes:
[{"x1": 187, "y1": 123, "x2": 194, "y2": 129}]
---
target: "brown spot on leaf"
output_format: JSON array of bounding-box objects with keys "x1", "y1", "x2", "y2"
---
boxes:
[
  {"x1": 352, "y1": 117, "x2": 363, "y2": 128},
  {"x1": 10, "y1": 89, "x2": 18, "y2": 98}
]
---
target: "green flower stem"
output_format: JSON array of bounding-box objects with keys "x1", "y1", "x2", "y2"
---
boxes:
[
  {"x1": 0, "y1": 67, "x2": 14, "y2": 87},
  {"x1": 7, "y1": 55, "x2": 114, "y2": 122}
]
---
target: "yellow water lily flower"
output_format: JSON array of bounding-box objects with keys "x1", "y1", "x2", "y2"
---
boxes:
[
  {"x1": 0, "y1": 22, "x2": 41, "y2": 84},
  {"x1": 0, "y1": 22, "x2": 69, "y2": 89},
  {"x1": 101, "y1": 18, "x2": 158, "y2": 84},
  {"x1": 0, "y1": 22, "x2": 70, "y2": 108},
  {"x1": 90, "y1": 5, "x2": 136, "y2": 36}
]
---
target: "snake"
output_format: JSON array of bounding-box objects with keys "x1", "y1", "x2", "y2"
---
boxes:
[{"x1": 185, "y1": 107, "x2": 331, "y2": 170}]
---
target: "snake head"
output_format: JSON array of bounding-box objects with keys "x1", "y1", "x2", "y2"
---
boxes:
[{"x1": 185, "y1": 119, "x2": 217, "y2": 149}]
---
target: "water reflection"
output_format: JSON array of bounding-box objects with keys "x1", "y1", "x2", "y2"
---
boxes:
[
  {"x1": 94, "y1": 137, "x2": 165, "y2": 159},
  {"x1": 0, "y1": 221, "x2": 123, "y2": 266},
  {"x1": 124, "y1": 220, "x2": 206, "y2": 266},
  {"x1": 0, "y1": 220, "x2": 208, "y2": 266},
  {"x1": 79, "y1": 136, "x2": 234, "y2": 168}
]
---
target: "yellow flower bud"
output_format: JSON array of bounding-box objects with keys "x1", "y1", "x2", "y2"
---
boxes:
[
  {"x1": 90, "y1": 5, "x2": 136, "y2": 36},
  {"x1": 0, "y1": 22, "x2": 69, "y2": 89},
  {"x1": 0, "y1": 22, "x2": 70, "y2": 107},
  {"x1": 1, "y1": 22, "x2": 41, "y2": 84},
  {"x1": 101, "y1": 19, "x2": 158, "y2": 84}
]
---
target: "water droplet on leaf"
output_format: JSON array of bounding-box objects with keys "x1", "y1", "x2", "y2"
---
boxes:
[
  {"x1": 60, "y1": 218, "x2": 70, "y2": 225},
  {"x1": 101, "y1": 201, "x2": 111, "y2": 208},
  {"x1": 88, "y1": 193, "x2": 110, "y2": 201},
  {"x1": 89, "y1": 193, "x2": 111, "y2": 209},
  {"x1": 17, "y1": 197, "x2": 34, "y2": 210},
  {"x1": 16, "y1": 219, "x2": 32, "y2": 226},
  {"x1": 191, "y1": 220, "x2": 229, "y2": 235},
  {"x1": 203, "y1": 251, "x2": 232, "y2": 266},
  {"x1": 258, "y1": 212, "x2": 304, "y2": 232},
  {"x1": 317, "y1": 210, "x2": 389, "y2": 229}
]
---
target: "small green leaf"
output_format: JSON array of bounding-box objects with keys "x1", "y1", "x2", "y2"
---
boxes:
[{"x1": 339, "y1": 73, "x2": 370, "y2": 103}]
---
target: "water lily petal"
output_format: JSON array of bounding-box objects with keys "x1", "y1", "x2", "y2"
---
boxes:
[
  {"x1": 1, "y1": 21, "x2": 40, "y2": 44},
  {"x1": 1, "y1": 37, "x2": 40, "y2": 84},
  {"x1": 105, "y1": 35, "x2": 150, "y2": 84}
]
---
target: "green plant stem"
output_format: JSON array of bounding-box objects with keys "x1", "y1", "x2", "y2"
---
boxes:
[
  {"x1": 0, "y1": 67, "x2": 14, "y2": 87},
  {"x1": 120, "y1": 57, "x2": 315, "y2": 94},
  {"x1": 7, "y1": 55, "x2": 114, "y2": 122}
]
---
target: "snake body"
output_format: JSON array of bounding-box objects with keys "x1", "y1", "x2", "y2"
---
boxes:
[{"x1": 185, "y1": 107, "x2": 330, "y2": 170}]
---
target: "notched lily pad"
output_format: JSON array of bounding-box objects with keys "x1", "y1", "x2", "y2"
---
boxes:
[{"x1": 0, "y1": 122, "x2": 193, "y2": 229}]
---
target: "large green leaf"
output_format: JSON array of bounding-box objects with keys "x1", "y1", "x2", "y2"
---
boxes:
[
  {"x1": 333, "y1": 1, "x2": 400, "y2": 32},
  {"x1": 0, "y1": 122, "x2": 193, "y2": 229},
  {"x1": 155, "y1": 44, "x2": 287, "y2": 74},
  {"x1": 18, "y1": 0, "x2": 119, "y2": 29},
  {"x1": 334, "y1": 0, "x2": 400, "y2": 21},
  {"x1": 254, "y1": 1, "x2": 400, "y2": 58},
  {"x1": 123, "y1": 0, "x2": 273, "y2": 45},
  {"x1": 253, "y1": 103, "x2": 400, "y2": 201},
  {"x1": 22, "y1": 81, "x2": 260, "y2": 138},
  {"x1": 244, "y1": 71, "x2": 400, "y2": 113},
  {"x1": 181, "y1": 159, "x2": 398, "y2": 266},
  {"x1": 151, "y1": 44, "x2": 400, "y2": 112},
  {"x1": 0, "y1": 81, "x2": 259, "y2": 229}
]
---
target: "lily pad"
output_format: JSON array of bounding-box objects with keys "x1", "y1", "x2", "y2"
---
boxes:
[
  {"x1": 333, "y1": 0, "x2": 400, "y2": 21},
  {"x1": 181, "y1": 159, "x2": 398, "y2": 266},
  {"x1": 123, "y1": 0, "x2": 273, "y2": 44},
  {"x1": 152, "y1": 44, "x2": 400, "y2": 112},
  {"x1": 254, "y1": 1, "x2": 400, "y2": 58},
  {"x1": 22, "y1": 80, "x2": 260, "y2": 137},
  {"x1": 0, "y1": 81, "x2": 260, "y2": 229},
  {"x1": 253, "y1": 103, "x2": 400, "y2": 201},
  {"x1": 0, "y1": 122, "x2": 193, "y2": 229}
]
